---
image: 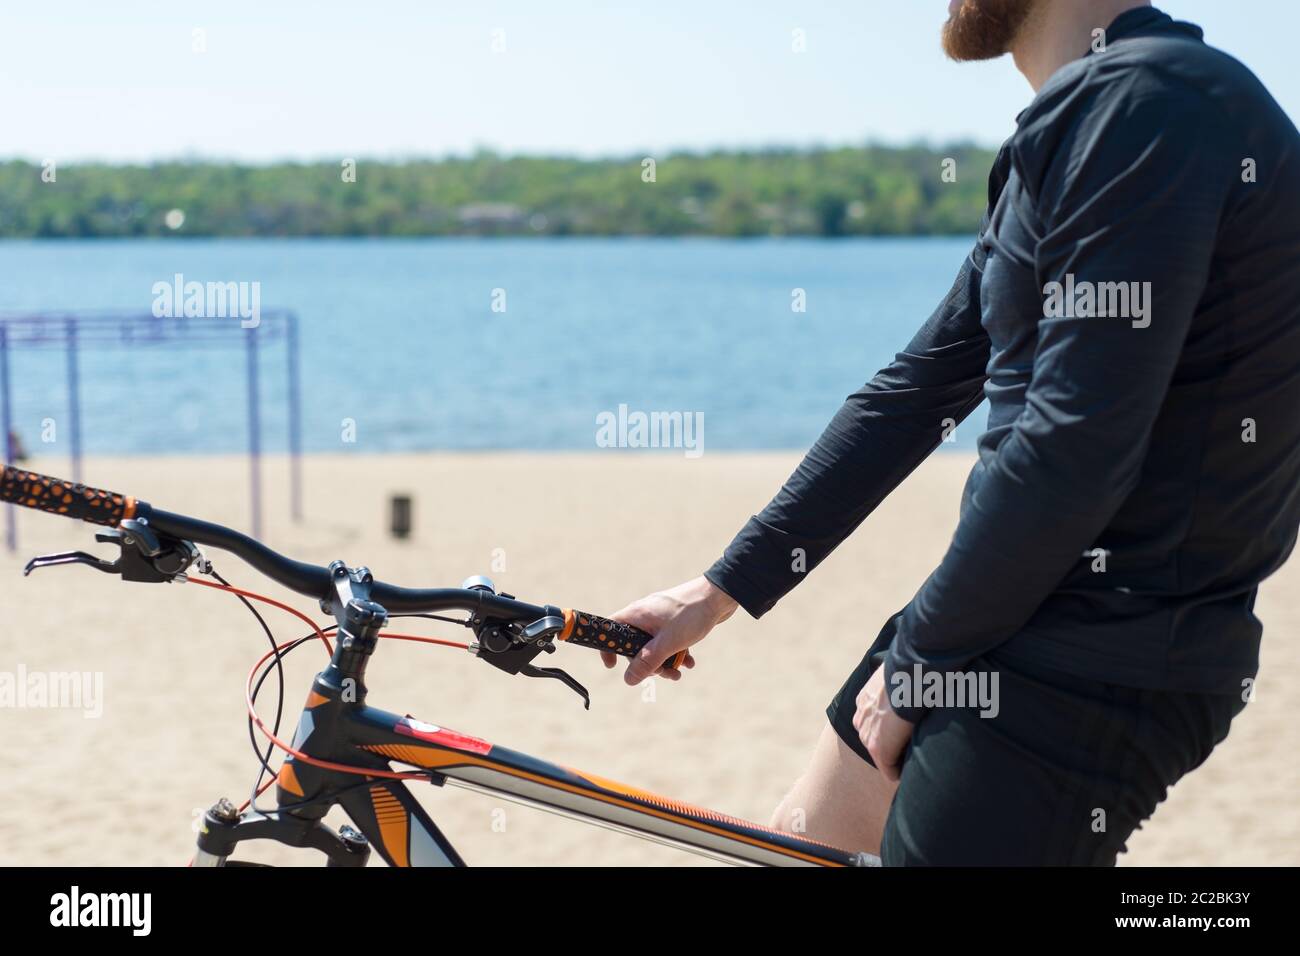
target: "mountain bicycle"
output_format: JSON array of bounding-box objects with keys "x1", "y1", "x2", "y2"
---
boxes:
[{"x1": 2, "y1": 465, "x2": 876, "y2": 867}]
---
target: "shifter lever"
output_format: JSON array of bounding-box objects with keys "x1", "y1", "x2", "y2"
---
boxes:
[{"x1": 521, "y1": 615, "x2": 566, "y2": 643}]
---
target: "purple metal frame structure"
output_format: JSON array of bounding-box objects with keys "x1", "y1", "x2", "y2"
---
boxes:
[{"x1": 0, "y1": 310, "x2": 302, "y2": 551}]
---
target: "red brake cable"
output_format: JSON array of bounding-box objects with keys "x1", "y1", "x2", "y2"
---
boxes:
[{"x1": 183, "y1": 576, "x2": 472, "y2": 788}]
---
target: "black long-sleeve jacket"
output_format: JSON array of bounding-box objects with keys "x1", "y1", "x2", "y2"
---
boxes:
[{"x1": 705, "y1": 7, "x2": 1300, "y2": 719}]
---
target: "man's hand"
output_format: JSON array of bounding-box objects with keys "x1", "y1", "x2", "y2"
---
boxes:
[
  {"x1": 852, "y1": 664, "x2": 915, "y2": 783},
  {"x1": 606, "y1": 576, "x2": 738, "y2": 685}
]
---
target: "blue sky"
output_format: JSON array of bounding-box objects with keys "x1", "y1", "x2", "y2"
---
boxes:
[{"x1": 1, "y1": 1, "x2": 1295, "y2": 161}]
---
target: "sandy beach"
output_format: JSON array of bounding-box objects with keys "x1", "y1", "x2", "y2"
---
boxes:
[{"x1": 1, "y1": 451, "x2": 1295, "y2": 866}]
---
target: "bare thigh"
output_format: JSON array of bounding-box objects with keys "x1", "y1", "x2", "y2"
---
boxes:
[{"x1": 769, "y1": 721, "x2": 898, "y2": 855}]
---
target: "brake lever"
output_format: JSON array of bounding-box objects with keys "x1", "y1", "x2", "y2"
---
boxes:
[
  {"x1": 473, "y1": 615, "x2": 592, "y2": 708},
  {"x1": 519, "y1": 662, "x2": 591, "y2": 710},
  {"x1": 22, "y1": 521, "x2": 202, "y2": 584},
  {"x1": 23, "y1": 550, "x2": 121, "y2": 576}
]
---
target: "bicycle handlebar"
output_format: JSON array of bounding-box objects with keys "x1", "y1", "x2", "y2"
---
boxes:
[{"x1": 3, "y1": 465, "x2": 678, "y2": 665}]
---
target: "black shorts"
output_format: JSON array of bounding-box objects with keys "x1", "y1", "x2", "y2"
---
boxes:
[{"x1": 826, "y1": 614, "x2": 1247, "y2": 866}]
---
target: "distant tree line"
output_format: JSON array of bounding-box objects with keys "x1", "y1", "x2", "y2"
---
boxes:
[{"x1": 0, "y1": 145, "x2": 996, "y2": 238}]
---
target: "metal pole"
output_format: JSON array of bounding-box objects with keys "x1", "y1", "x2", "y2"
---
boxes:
[
  {"x1": 65, "y1": 316, "x2": 83, "y2": 483},
  {"x1": 1, "y1": 325, "x2": 15, "y2": 552},
  {"x1": 287, "y1": 311, "x2": 302, "y2": 522},
  {"x1": 247, "y1": 328, "x2": 262, "y2": 540}
]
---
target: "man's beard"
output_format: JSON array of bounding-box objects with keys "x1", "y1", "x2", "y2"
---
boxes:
[{"x1": 942, "y1": 0, "x2": 1037, "y2": 61}]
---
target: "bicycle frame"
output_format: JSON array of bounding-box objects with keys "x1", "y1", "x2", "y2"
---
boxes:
[{"x1": 196, "y1": 659, "x2": 874, "y2": 868}]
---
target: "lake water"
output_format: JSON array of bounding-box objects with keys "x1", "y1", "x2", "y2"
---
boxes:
[{"x1": 0, "y1": 238, "x2": 987, "y2": 454}]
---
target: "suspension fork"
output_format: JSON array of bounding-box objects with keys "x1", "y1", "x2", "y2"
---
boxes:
[{"x1": 193, "y1": 796, "x2": 372, "y2": 867}]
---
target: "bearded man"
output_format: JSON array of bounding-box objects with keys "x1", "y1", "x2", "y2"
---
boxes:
[{"x1": 609, "y1": 1, "x2": 1300, "y2": 865}]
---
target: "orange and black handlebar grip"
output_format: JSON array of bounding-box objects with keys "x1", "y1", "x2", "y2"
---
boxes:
[
  {"x1": 558, "y1": 609, "x2": 688, "y2": 670},
  {"x1": 0, "y1": 465, "x2": 136, "y2": 527}
]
